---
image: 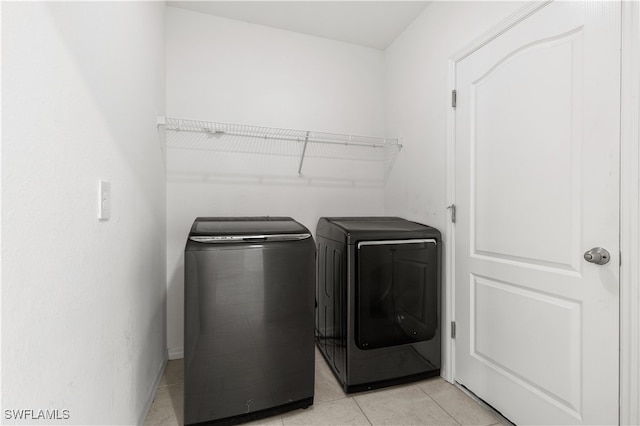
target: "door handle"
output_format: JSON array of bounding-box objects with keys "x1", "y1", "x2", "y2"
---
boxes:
[{"x1": 584, "y1": 247, "x2": 610, "y2": 265}]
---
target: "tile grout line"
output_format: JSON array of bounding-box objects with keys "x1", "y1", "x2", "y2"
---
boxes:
[
  {"x1": 415, "y1": 383, "x2": 463, "y2": 426},
  {"x1": 351, "y1": 396, "x2": 374, "y2": 426},
  {"x1": 317, "y1": 395, "x2": 349, "y2": 404},
  {"x1": 158, "y1": 382, "x2": 183, "y2": 389},
  {"x1": 453, "y1": 384, "x2": 512, "y2": 426},
  {"x1": 417, "y1": 381, "x2": 506, "y2": 426}
]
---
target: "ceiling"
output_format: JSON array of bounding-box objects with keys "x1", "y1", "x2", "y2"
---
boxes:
[{"x1": 166, "y1": 1, "x2": 431, "y2": 50}]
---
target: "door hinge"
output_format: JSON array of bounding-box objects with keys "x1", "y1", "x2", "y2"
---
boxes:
[
  {"x1": 451, "y1": 90, "x2": 457, "y2": 108},
  {"x1": 447, "y1": 204, "x2": 456, "y2": 223},
  {"x1": 451, "y1": 321, "x2": 456, "y2": 339}
]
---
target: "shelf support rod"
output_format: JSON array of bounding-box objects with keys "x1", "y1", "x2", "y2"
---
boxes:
[{"x1": 297, "y1": 131, "x2": 310, "y2": 175}]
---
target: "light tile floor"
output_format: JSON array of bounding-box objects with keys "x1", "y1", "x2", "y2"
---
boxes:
[{"x1": 144, "y1": 349, "x2": 505, "y2": 426}]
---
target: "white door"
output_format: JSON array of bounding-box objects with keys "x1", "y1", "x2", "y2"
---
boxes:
[{"x1": 454, "y1": 2, "x2": 620, "y2": 425}]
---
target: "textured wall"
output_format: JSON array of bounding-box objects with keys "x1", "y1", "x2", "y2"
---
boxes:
[{"x1": 2, "y1": 2, "x2": 166, "y2": 424}]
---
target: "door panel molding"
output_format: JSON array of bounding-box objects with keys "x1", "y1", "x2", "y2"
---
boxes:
[
  {"x1": 470, "y1": 273, "x2": 582, "y2": 417},
  {"x1": 469, "y1": 28, "x2": 583, "y2": 272}
]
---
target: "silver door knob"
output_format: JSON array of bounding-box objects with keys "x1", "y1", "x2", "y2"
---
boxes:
[{"x1": 584, "y1": 247, "x2": 610, "y2": 265}]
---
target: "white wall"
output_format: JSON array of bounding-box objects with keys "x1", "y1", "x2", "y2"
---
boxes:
[
  {"x1": 165, "y1": 6, "x2": 387, "y2": 357},
  {"x1": 2, "y1": 2, "x2": 166, "y2": 424},
  {"x1": 383, "y1": 1, "x2": 525, "y2": 229},
  {"x1": 382, "y1": 1, "x2": 525, "y2": 378}
]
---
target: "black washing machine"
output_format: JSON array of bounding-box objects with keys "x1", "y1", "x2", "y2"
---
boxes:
[
  {"x1": 184, "y1": 217, "x2": 315, "y2": 425},
  {"x1": 315, "y1": 217, "x2": 441, "y2": 392}
]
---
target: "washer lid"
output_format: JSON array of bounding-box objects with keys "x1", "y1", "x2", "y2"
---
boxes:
[
  {"x1": 323, "y1": 217, "x2": 426, "y2": 233},
  {"x1": 189, "y1": 217, "x2": 311, "y2": 242},
  {"x1": 316, "y1": 216, "x2": 440, "y2": 245}
]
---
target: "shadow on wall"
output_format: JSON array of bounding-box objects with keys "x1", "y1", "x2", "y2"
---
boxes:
[
  {"x1": 168, "y1": 258, "x2": 185, "y2": 359},
  {"x1": 166, "y1": 170, "x2": 384, "y2": 189}
]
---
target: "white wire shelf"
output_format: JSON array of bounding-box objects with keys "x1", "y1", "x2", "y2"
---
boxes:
[{"x1": 159, "y1": 117, "x2": 403, "y2": 180}]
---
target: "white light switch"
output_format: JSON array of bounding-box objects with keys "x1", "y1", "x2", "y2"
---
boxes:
[{"x1": 98, "y1": 180, "x2": 111, "y2": 220}]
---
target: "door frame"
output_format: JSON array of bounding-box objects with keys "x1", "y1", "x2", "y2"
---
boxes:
[{"x1": 443, "y1": 1, "x2": 640, "y2": 423}]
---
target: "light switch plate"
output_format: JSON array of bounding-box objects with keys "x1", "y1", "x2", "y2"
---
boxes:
[{"x1": 98, "y1": 180, "x2": 111, "y2": 220}]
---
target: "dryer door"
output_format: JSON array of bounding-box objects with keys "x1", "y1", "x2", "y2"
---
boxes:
[{"x1": 356, "y1": 239, "x2": 438, "y2": 350}]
